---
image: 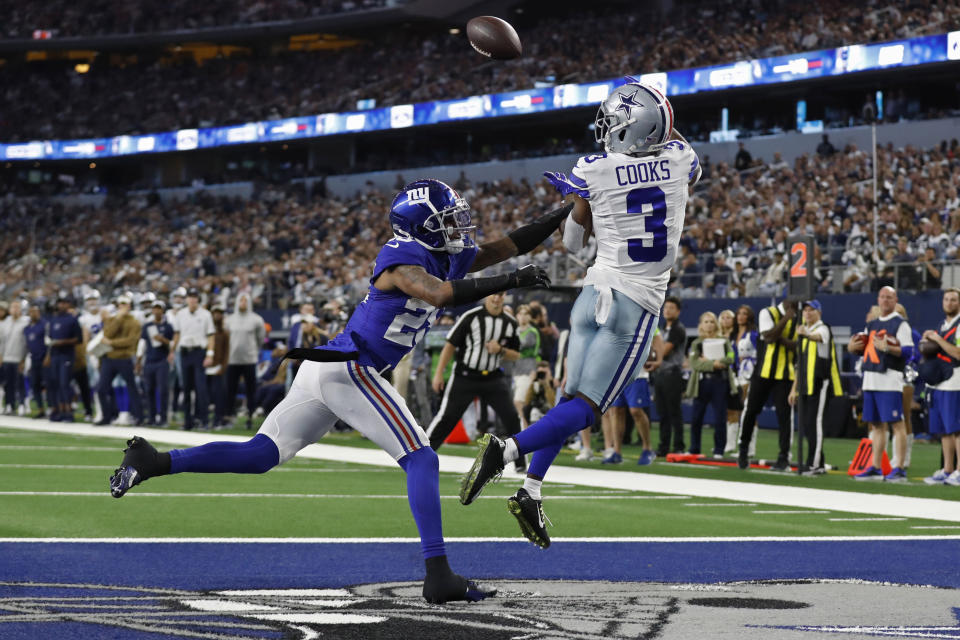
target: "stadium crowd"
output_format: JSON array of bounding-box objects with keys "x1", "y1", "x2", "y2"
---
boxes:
[
  {"x1": 3, "y1": 0, "x2": 396, "y2": 39},
  {"x1": 2, "y1": 0, "x2": 958, "y2": 141},
  {"x1": 2, "y1": 138, "x2": 958, "y2": 309}
]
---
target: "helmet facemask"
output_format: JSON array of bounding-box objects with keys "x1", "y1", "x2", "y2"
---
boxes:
[{"x1": 421, "y1": 197, "x2": 475, "y2": 254}]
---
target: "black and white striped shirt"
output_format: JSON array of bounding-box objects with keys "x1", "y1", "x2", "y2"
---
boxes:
[{"x1": 446, "y1": 306, "x2": 520, "y2": 377}]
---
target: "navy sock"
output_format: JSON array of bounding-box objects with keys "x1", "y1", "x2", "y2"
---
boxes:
[
  {"x1": 398, "y1": 447, "x2": 446, "y2": 560},
  {"x1": 514, "y1": 396, "x2": 595, "y2": 456},
  {"x1": 168, "y1": 434, "x2": 280, "y2": 474}
]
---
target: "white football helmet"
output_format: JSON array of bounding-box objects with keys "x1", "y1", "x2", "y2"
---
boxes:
[{"x1": 595, "y1": 78, "x2": 673, "y2": 156}]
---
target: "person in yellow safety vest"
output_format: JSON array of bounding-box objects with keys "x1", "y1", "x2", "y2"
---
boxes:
[
  {"x1": 788, "y1": 300, "x2": 842, "y2": 475},
  {"x1": 738, "y1": 299, "x2": 798, "y2": 471}
]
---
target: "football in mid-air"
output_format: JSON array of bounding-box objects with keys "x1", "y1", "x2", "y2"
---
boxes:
[{"x1": 466, "y1": 16, "x2": 522, "y2": 60}]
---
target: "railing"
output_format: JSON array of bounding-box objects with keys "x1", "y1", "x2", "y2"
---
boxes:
[{"x1": 670, "y1": 259, "x2": 959, "y2": 299}]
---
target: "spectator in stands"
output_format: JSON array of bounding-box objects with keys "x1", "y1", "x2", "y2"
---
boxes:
[
  {"x1": 676, "y1": 253, "x2": 703, "y2": 298},
  {"x1": 225, "y1": 292, "x2": 265, "y2": 429},
  {"x1": 685, "y1": 312, "x2": 736, "y2": 457},
  {"x1": 96, "y1": 294, "x2": 143, "y2": 426},
  {"x1": 0, "y1": 300, "x2": 29, "y2": 415},
  {"x1": 207, "y1": 304, "x2": 230, "y2": 429},
  {"x1": 734, "y1": 143, "x2": 753, "y2": 172},
  {"x1": 655, "y1": 297, "x2": 687, "y2": 456},
  {"x1": 917, "y1": 247, "x2": 943, "y2": 289},
  {"x1": 921, "y1": 288, "x2": 960, "y2": 485},
  {"x1": 138, "y1": 301, "x2": 174, "y2": 426},
  {"x1": 512, "y1": 304, "x2": 540, "y2": 431},
  {"x1": 849, "y1": 286, "x2": 913, "y2": 482},
  {"x1": 709, "y1": 253, "x2": 734, "y2": 297},
  {"x1": 817, "y1": 134, "x2": 837, "y2": 158}
]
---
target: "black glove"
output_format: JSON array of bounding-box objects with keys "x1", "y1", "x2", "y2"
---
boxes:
[{"x1": 513, "y1": 264, "x2": 551, "y2": 288}]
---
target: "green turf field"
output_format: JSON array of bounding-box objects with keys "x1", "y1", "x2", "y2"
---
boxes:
[{"x1": 3, "y1": 426, "x2": 959, "y2": 540}]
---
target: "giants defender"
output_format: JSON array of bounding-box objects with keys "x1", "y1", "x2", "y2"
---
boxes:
[
  {"x1": 460, "y1": 79, "x2": 700, "y2": 548},
  {"x1": 109, "y1": 178, "x2": 569, "y2": 604}
]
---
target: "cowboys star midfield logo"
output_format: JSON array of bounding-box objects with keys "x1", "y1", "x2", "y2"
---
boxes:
[{"x1": 0, "y1": 580, "x2": 957, "y2": 639}]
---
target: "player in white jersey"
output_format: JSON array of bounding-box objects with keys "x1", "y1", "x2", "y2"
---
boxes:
[
  {"x1": 79, "y1": 290, "x2": 106, "y2": 422},
  {"x1": 460, "y1": 78, "x2": 700, "y2": 548}
]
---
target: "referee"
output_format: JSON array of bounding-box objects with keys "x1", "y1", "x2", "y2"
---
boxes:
[
  {"x1": 737, "y1": 298, "x2": 798, "y2": 470},
  {"x1": 427, "y1": 293, "x2": 524, "y2": 467},
  {"x1": 788, "y1": 300, "x2": 842, "y2": 475}
]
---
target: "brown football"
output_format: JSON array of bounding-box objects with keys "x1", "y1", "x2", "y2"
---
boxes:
[{"x1": 466, "y1": 16, "x2": 522, "y2": 60}]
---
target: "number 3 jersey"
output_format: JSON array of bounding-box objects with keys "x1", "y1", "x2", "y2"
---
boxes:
[
  {"x1": 325, "y1": 238, "x2": 477, "y2": 372},
  {"x1": 568, "y1": 142, "x2": 697, "y2": 315}
]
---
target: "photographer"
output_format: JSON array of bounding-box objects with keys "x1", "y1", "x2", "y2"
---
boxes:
[{"x1": 524, "y1": 361, "x2": 556, "y2": 426}]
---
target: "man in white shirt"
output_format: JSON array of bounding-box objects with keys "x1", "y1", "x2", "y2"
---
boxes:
[
  {"x1": 171, "y1": 288, "x2": 215, "y2": 430},
  {"x1": 0, "y1": 301, "x2": 29, "y2": 414}
]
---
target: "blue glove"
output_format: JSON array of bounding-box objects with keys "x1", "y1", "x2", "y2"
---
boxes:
[{"x1": 543, "y1": 171, "x2": 582, "y2": 197}]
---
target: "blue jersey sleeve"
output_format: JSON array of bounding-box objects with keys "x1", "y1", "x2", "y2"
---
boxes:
[{"x1": 371, "y1": 239, "x2": 433, "y2": 283}]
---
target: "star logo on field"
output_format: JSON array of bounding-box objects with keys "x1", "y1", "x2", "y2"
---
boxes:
[{"x1": 614, "y1": 89, "x2": 643, "y2": 116}]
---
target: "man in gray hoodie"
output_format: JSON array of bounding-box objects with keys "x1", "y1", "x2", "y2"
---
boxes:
[{"x1": 225, "y1": 293, "x2": 266, "y2": 428}]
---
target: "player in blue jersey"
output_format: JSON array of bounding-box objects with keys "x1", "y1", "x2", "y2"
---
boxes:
[
  {"x1": 109, "y1": 178, "x2": 571, "y2": 604},
  {"x1": 459, "y1": 79, "x2": 701, "y2": 549}
]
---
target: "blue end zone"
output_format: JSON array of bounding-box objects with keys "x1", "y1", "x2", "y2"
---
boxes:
[{"x1": 3, "y1": 540, "x2": 959, "y2": 589}]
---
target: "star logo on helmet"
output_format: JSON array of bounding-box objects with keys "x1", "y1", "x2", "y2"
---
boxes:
[{"x1": 614, "y1": 89, "x2": 643, "y2": 116}]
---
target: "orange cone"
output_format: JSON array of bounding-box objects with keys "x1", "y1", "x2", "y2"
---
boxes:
[
  {"x1": 445, "y1": 419, "x2": 471, "y2": 444},
  {"x1": 847, "y1": 437, "x2": 892, "y2": 476}
]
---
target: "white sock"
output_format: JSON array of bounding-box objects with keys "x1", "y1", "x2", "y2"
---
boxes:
[
  {"x1": 905, "y1": 434, "x2": 914, "y2": 468},
  {"x1": 502, "y1": 437, "x2": 519, "y2": 465},
  {"x1": 523, "y1": 477, "x2": 542, "y2": 501}
]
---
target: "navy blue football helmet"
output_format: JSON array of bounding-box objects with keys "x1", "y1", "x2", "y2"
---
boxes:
[{"x1": 389, "y1": 179, "x2": 475, "y2": 254}]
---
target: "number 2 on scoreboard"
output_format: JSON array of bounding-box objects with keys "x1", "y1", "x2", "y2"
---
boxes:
[{"x1": 790, "y1": 241, "x2": 807, "y2": 278}]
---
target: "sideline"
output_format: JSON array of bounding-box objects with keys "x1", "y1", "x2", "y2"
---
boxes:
[{"x1": 4, "y1": 419, "x2": 960, "y2": 522}]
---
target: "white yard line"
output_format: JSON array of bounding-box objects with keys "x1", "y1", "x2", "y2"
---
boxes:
[
  {"x1": 3, "y1": 419, "x2": 960, "y2": 522},
  {"x1": 828, "y1": 517, "x2": 907, "y2": 521}
]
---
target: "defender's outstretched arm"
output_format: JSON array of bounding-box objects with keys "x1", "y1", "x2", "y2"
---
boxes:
[{"x1": 468, "y1": 201, "x2": 574, "y2": 273}]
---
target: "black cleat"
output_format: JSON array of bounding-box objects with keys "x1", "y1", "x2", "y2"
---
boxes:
[
  {"x1": 422, "y1": 556, "x2": 497, "y2": 604},
  {"x1": 459, "y1": 434, "x2": 505, "y2": 505},
  {"x1": 109, "y1": 436, "x2": 169, "y2": 498},
  {"x1": 507, "y1": 488, "x2": 551, "y2": 549},
  {"x1": 737, "y1": 448, "x2": 749, "y2": 470}
]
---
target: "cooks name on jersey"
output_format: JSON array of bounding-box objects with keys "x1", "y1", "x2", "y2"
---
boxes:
[{"x1": 615, "y1": 160, "x2": 671, "y2": 186}]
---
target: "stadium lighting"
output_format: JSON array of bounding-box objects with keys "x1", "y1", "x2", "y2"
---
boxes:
[
  {"x1": 449, "y1": 28, "x2": 460, "y2": 35},
  {"x1": 74, "y1": 63, "x2": 90, "y2": 74}
]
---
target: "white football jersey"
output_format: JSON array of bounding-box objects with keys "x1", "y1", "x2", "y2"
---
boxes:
[
  {"x1": 569, "y1": 142, "x2": 697, "y2": 314},
  {"x1": 79, "y1": 311, "x2": 104, "y2": 337}
]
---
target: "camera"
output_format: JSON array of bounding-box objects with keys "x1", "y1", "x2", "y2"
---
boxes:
[{"x1": 536, "y1": 370, "x2": 546, "y2": 380}]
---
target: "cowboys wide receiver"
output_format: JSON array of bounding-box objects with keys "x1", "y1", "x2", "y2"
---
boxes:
[{"x1": 460, "y1": 79, "x2": 701, "y2": 548}]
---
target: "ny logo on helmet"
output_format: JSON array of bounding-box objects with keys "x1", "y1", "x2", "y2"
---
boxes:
[{"x1": 407, "y1": 188, "x2": 430, "y2": 203}]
